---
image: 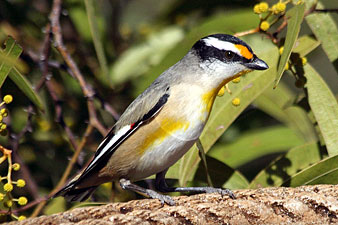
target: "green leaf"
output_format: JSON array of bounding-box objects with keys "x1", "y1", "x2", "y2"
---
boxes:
[
  {"x1": 0, "y1": 36, "x2": 23, "y2": 87},
  {"x1": 84, "y1": 0, "x2": 110, "y2": 85},
  {"x1": 110, "y1": 26, "x2": 184, "y2": 85},
  {"x1": 9, "y1": 68, "x2": 44, "y2": 110},
  {"x1": 44, "y1": 197, "x2": 66, "y2": 215},
  {"x1": 68, "y1": 0, "x2": 104, "y2": 42},
  {"x1": 274, "y1": 4, "x2": 305, "y2": 88},
  {"x1": 166, "y1": 35, "x2": 279, "y2": 186},
  {"x1": 0, "y1": 50, "x2": 26, "y2": 73},
  {"x1": 194, "y1": 156, "x2": 249, "y2": 189},
  {"x1": 304, "y1": 64, "x2": 338, "y2": 156},
  {"x1": 254, "y1": 83, "x2": 317, "y2": 142},
  {"x1": 249, "y1": 142, "x2": 322, "y2": 188},
  {"x1": 70, "y1": 201, "x2": 107, "y2": 210},
  {"x1": 305, "y1": 1, "x2": 338, "y2": 65},
  {"x1": 196, "y1": 139, "x2": 213, "y2": 186},
  {"x1": 209, "y1": 126, "x2": 304, "y2": 168},
  {"x1": 292, "y1": 35, "x2": 320, "y2": 57},
  {"x1": 283, "y1": 154, "x2": 338, "y2": 186}
]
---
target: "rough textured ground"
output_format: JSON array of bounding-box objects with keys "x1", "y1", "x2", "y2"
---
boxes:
[{"x1": 8, "y1": 185, "x2": 338, "y2": 224}]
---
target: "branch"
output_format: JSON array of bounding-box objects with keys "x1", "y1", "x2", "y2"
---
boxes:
[
  {"x1": 10, "y1": 184, "x2": 338, "y2": 224},
  {"x1": 314, "y1": 8, "x2": 338, "y2": 13},
  {"x1": 50, "y1": 0, "x2": 107, "y2": 136}
]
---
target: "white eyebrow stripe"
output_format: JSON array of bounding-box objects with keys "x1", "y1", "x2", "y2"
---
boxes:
[{"x1": 203, "y1": 37, "x2": 241, "y2": 55}]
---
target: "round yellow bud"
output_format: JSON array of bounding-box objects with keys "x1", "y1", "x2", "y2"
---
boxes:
[
  {"x1": 12, "y1": 163, "x2": 21, "y2": 171},
  {"x1": 302, "y1": 57, "x2": 307, "y2": 65},
  {"x1": 260, "y1": 21, "x2": 270, "y2": 31},
  {"x1": 217, "y1": 86, "x2": 225, "y2": 97},
  {"x1": 18, "y1": 215, "x2": 26, "y2": 221},
  {"x1": 279, "y1": 46, "x2": 284, "y2": 55},
  {"x1": 0, "y1": 193, "x2": 5, "y2": 201},
  {"x1": 232, "y1": 98, "x2": 241, "y2": 106},
  {"x1": 0, "y1": 123, "x2": 7, "y2": 131},
  {"x1": 4, "y1": 183, "x2": 13, "y2": 192},
  {"x1": 0, "y1": 108, "x2": 8, "y2": 117},
  {"x1": 3, "y1": 95, "x2": 13, "y2": 104},
  {"x1": 253, "y1": 4, "x2": 261, "y2": 14},
  {"x1": 259, "y1": 2, "x2": 269, "y2": 13},
  {"x1": 16, "y1": 179, "x2": 26, "y2": 188},
  {"x1": 0, "y1": 115, "x2": 2, "y2": 122},
  {"x1": 276, "y1": 2, "x2": 286, "y2": 13},
  {"x1": 18, "y1": 196, "x2": 28, "y2": 206},
  {"x1": 4, "y1": 200, "x2": 12, "y2": 208},
  {"x1": 232, "y1": 77, "x2": 241, "y2": 83},
  {"x1": 285, "y1": 62, "x2": 289, "y2": 70}
]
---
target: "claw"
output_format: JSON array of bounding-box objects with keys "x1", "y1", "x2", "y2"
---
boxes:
[
  {"x1": 204, "y1": 187, "x2": 236, "y2": 199},
  {"x1": 146, "y1": 189, "x2": 175, "y2": 206}
]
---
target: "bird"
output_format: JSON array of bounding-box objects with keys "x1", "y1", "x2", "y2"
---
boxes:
[{"x1": 54, "y1": 34, "x2": 269, "y2": 205}]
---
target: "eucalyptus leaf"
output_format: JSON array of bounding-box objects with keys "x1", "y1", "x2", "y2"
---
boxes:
[
  {"x1": 304, "y1": 64, "x2": 338, "y2": 156},
  {"x1": 44, "y1": 197, "x2": 66, "y2": 215},
  {"x1": 274, "y1": 4, "x2": 305, "y2": 87},
  {"x1": 305, "y1": 1, "x2": 338, "y2": 66},
  {"x1": 249, "y1": 142, "x2": 322, "y2": 188},
  {"x1": 293, "y1": 35, "x2": 320, "y2": 57},
  {"x1": 283, "y1": 154, "x2": 338, "y2": 186},
  {"x1": 84, "y1": 0, "x2": 110, "y2": 85},
  {"x1": 9, "y1": 68, "x2": 44, "y2": 110},
  {"x1": 110, "y1": 26, "x2": 184, "y2": 85},
  {"x1": 194, "y1": 155, "x2": 249, "y2": 189},
  {"x1": 208, "y1": 126, "x2": 304, "y2": 168},
  {"x1": 254, "y1": 83, "x2": 317, "y2": 142},
  {"x1": 0, "y1": 36, "x2": 22, "y2": 87}
]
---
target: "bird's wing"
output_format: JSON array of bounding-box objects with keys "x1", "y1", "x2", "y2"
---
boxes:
[{"x1": 69, "y1": 82, "x2": 170, "y2": 186}]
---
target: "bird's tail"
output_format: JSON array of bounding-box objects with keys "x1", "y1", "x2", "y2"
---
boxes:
[{"x1": 53, "y1": 180, "x2": 98, "y2": 202}]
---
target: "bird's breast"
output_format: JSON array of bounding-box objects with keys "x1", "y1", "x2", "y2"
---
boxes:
[{"x1": 129, "y1": 84, "x2": 219, "y2": 180}]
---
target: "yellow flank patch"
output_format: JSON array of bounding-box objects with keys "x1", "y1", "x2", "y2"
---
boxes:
[
  {"x1": 235, "y1": 44, "x2": 253, "y2": 60},
  {"x1": 138, "y1": 117, "x2": 190, "y2": 154},
  {"x1": 201, "y1": 69, "x2": 253, "y2": 116},
  {"x1": 202, "y1": 89, "x2": 218, "y2": 115}
]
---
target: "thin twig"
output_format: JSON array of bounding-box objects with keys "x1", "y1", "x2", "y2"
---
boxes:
[
  {"x1": 234, "y1": 27, "x2": 260, "y2": 37},
  {"x1": 35, "y1": 24, "x2": 53, "y2": 91},
  {"x1": 9, "y1": 106, "x2": 40, "y2": 200},
  {"x1": 31, "y1": 124, "x2": 94, "y2": 217},
  {"x1": 314, "y1": 8, "x2": 338, "y2": 13}
]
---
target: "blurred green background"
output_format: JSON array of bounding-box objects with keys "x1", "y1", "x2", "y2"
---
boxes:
[{"x1": 0, "y1": 0, "x2": 337, "y2": 219}]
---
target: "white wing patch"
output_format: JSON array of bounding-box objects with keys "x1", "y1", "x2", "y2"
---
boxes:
[
  {"x1": 85, "y1": 125, "x2": 131, "y2": 172},
  {"x1": 203, "y1": 37, "x2": 240, "y2": 55}
]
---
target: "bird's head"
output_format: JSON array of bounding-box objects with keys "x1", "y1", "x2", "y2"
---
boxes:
[{"x1": 191, "y1": 34, "x2": 268, "y2": 86}]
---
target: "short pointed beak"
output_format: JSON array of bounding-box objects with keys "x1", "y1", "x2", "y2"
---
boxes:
[{"x1": 245, "y1": 56, "x2": 269, "y2": 70}]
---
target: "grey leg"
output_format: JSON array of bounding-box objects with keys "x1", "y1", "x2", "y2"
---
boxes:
[
  {"x1": 155, "y1": 170, "x2": 236, "y2": 199},
  {"x1": 119, "y1": 178, "x2": 175, "y2": 206}
]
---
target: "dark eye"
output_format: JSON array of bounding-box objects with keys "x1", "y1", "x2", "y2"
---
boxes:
[{"x1": 225, "y1": 51, "x2": 234, "y2": 59}]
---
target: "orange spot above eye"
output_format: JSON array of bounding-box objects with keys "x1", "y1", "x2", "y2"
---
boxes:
[{"x1": 235, "y1": 44, "x2": 253, "y2": 60}]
